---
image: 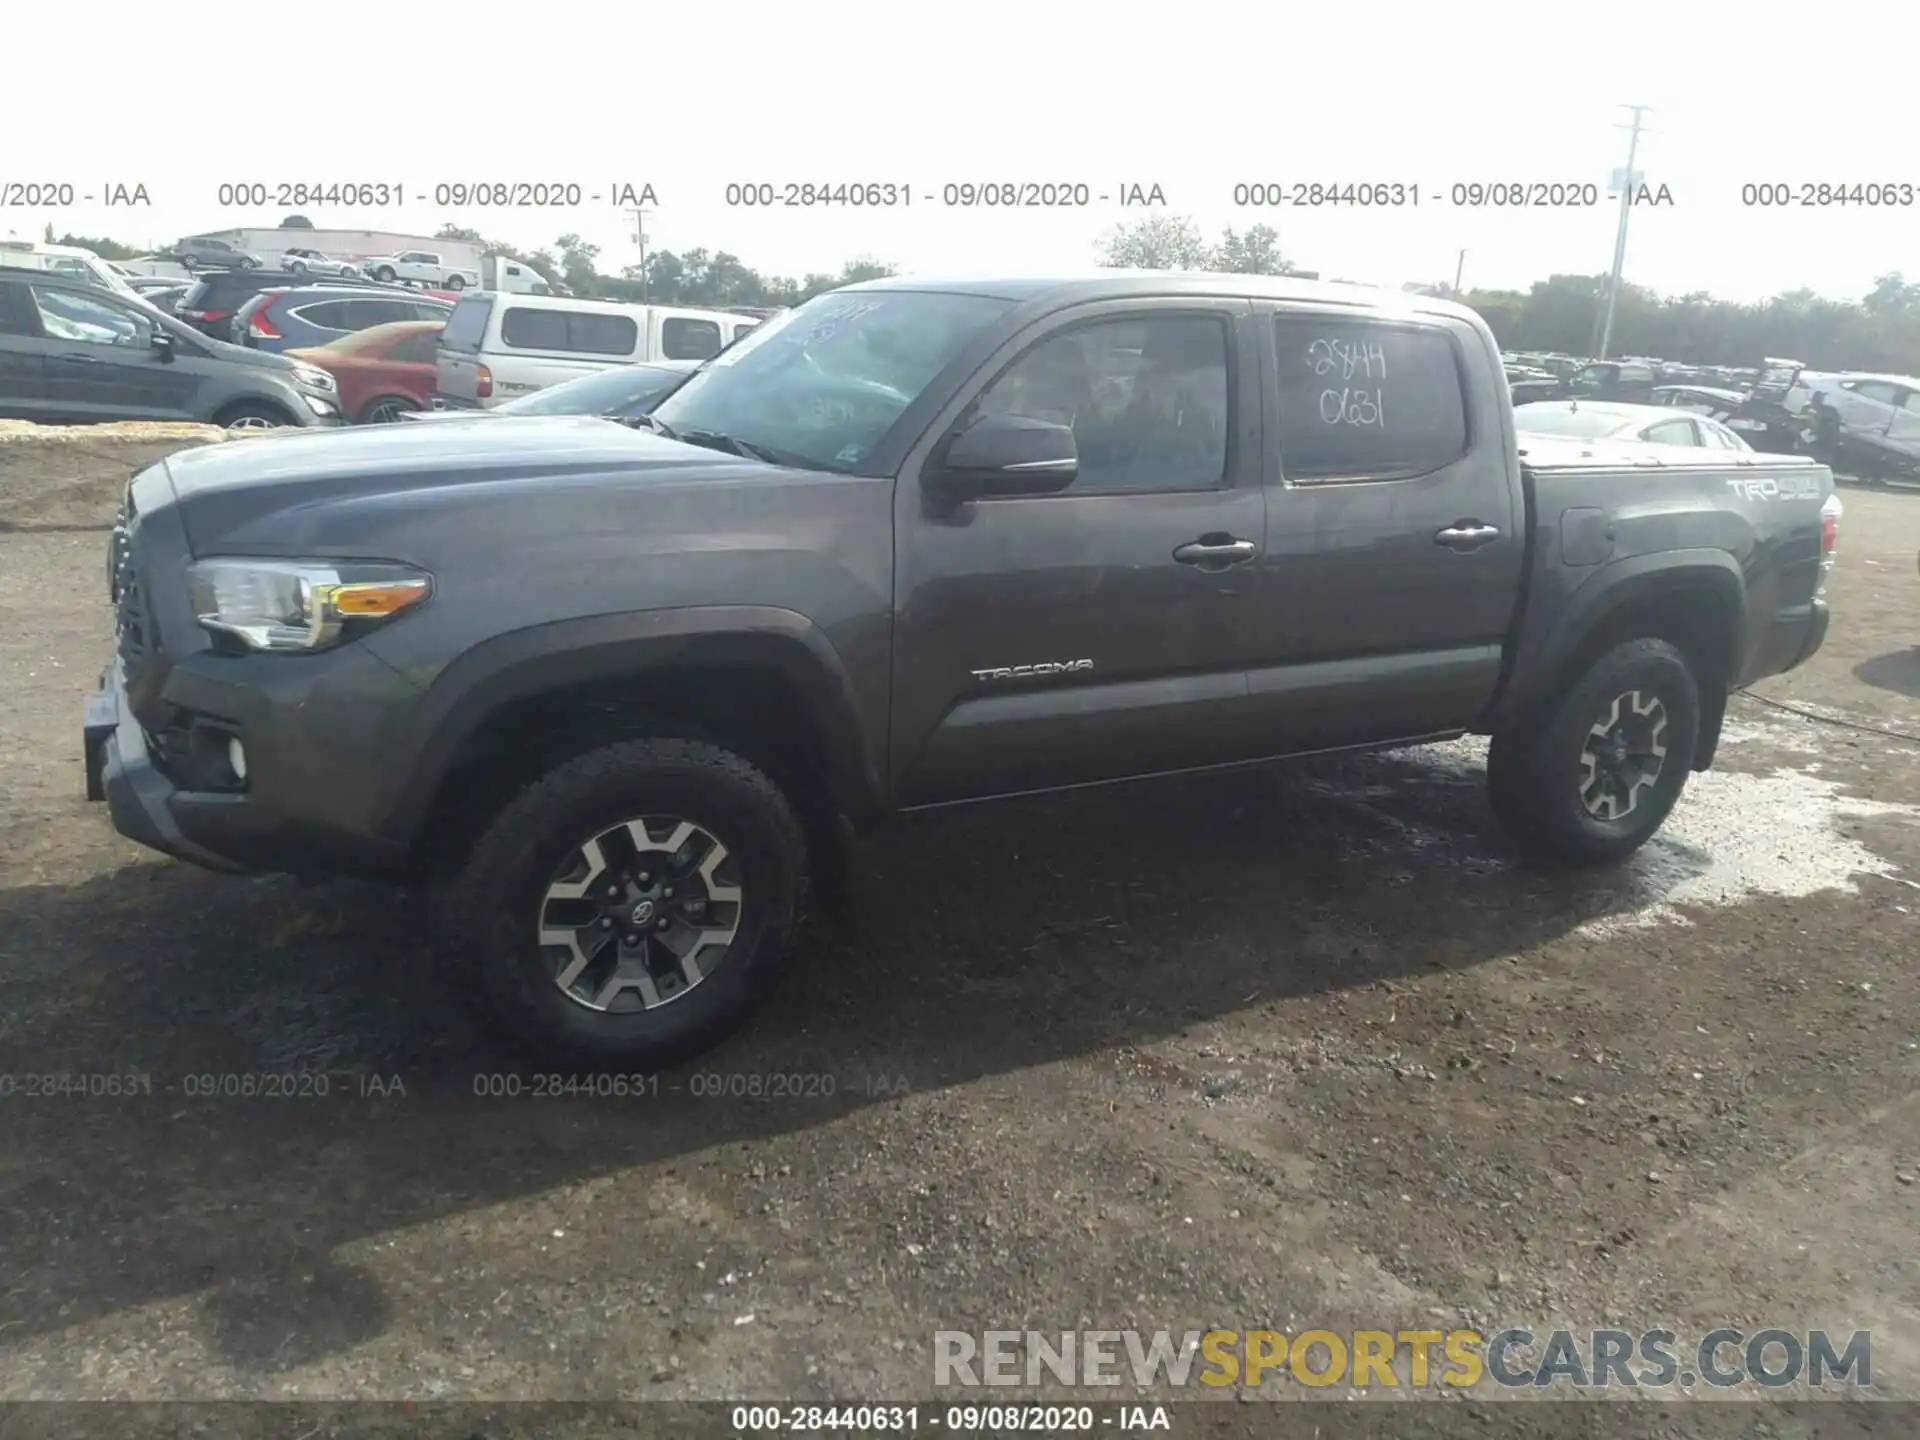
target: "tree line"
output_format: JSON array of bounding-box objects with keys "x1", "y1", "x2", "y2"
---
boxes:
[{"x1": 44, "y1": 214, "x2": 1920, "y2": 373}]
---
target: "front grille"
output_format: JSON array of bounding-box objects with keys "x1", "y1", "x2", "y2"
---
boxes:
[{"x1": 111, "y1": 496, "x2": 154, "y2": 689}]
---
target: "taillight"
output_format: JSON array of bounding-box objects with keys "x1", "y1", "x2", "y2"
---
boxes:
[
  {"x1": 1818, "y1": 493, "x2": 1841, "y2": 596},
  {"x1": 475, "y1": 363, "x2": 493, "y2": 399},
  {"x1": 248, "y1": 308, "x2": 281, "y2": 340},
  {"x1": 192, "y1": 308, "x2": 233, "y2": 323}
]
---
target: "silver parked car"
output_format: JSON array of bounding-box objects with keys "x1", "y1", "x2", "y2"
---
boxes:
[
  {"x1": 279, "y1": 247, "x2": 362, "y2": 280},
  {"x1": 1515, "y1": 400, "x2": 1753, "y2": 451}
]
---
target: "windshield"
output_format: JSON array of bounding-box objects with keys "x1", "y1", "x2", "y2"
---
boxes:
[
  {"x1": 647, "y1": 289, "x2": 1016, "y2": 471},
  {"x1": 498, "y1": 364, "x2": 694, "y2": 416},
  {"x1": 1514, "y1": 406, "x2": 1633, "y2": 439}
]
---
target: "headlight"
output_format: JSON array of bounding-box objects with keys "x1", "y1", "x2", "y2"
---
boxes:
[
  {"x1": 292, "y1": 363, "x2": 336, "y2": 393},
  {"x1": 187, "y1": 559, "x2": 431, "y2": 653}
]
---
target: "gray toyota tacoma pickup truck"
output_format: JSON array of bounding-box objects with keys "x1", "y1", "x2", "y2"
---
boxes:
[{"x1": 84, "y1": 274, "x2": 1837, "y2": 1068}]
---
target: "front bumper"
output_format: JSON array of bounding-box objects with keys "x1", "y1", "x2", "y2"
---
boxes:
[
  {"x1": 84, "y1": 663, "x2": 247, "y2": 873},
  {"x1": 83, "y1": 653, "x2": 418, "y2": 879}
]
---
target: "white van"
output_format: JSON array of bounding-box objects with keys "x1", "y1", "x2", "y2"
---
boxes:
[
  {"x1": 432, "y1": 293, "x2": 761, "y2": 409},
  {"x1": 0, "y1": 240, "x2": 143, "y2": 301}
]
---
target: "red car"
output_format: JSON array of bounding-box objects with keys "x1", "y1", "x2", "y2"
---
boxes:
[{"x1": 288, "y1": 320, "x2": 444, "y2": 425}]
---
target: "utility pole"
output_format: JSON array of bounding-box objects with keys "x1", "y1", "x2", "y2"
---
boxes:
[
  {"x1": 1595, "y1": 104, "x2": 1653, "y2": 361},
  {"x1": 1453, "y1": 249, "x2": 1467, "y2": 295},
  {"x1": 625, "y1": 206, "x2": 651, "y2": 301}
]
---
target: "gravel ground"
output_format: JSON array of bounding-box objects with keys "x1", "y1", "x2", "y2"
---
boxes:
[{"x1": 0, "y1": 481, "x2": 1916, "y2": 1429}]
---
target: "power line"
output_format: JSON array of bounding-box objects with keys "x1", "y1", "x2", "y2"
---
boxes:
[
  {"x1": 624, "y1": 206, "x2": 651, "y2": 302},
  {"x1": 1594, "y1": 104, "x2": 1654, "y2": 361}
]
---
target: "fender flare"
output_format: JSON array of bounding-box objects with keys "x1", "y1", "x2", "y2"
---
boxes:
[
  {"x1": 1492, "y1": 549, "x2": 1746, "y2": 729},
  {"x1": 374, "y1": 605, "x2": 885, "y2": 843}
]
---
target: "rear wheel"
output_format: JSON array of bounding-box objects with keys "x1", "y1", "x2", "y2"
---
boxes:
[
  {"x1": 288, "y1": 259, "x2": 309, "y2": 275},
  {"x1": 433, "y1": 737, "x2": 810, "y2": 1069},
  {"x1": 359, "y1": 395, "x2": 419, "y2": 425},
  {"x1": 1488, "y1": 638, "x2": 1700, "y2": 866},
  {"x1": 372, "y1": 265, "x2": 397, "y2": 282}
]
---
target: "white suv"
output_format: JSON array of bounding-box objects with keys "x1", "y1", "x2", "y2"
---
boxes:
[{"x1": 432, "y1": 293, "x2": 760, "y2": 409}]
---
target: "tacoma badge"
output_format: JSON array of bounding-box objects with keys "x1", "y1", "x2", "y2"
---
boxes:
[{"x1": 970, "y1": 659, "x2": 1094, "y2": 682}]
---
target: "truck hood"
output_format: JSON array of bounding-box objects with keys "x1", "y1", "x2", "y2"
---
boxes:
[{"x1": 162, "y1": 415, "x2": 777, "y2": 554}]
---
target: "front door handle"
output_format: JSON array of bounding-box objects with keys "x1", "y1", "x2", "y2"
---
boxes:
[
  {"x1": 1435, "y1": 522, "x2": 1501, "y2": 552},
  {"x1": 56, "y1": 354, "x2": 106, "y2": 365},
  {"x1": 1173, "y1": 536, "x2": 1258, "y2": 568}
]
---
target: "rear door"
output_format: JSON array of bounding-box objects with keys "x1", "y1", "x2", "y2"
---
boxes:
[
  {"x1": 1241, "y1": 303, "x2": 1525, "y2": 753},
  {"x1": 0, "y1": 280, "x2": 48, "y2": 417},
  {"x1": 433, "y1": 293, "x2": 497, "y2": 406}
]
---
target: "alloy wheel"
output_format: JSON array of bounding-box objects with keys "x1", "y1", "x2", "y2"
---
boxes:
[
  {"x1": 536, "y1": 816, "x2": 744, "y2": 1013},
  {"x1": 224, "y1": 414, "x2": 278, "y2": 432},
  {"x1": 1579, "y1": 690, "x2": 1668, "y2": 821}
]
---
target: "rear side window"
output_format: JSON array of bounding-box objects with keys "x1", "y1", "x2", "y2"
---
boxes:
[
  {"x1": 292, "y1": 300, "x2": 353, "y2": 331},
  {"x1": 0, "y1": 281, "x2": 37, "y2": 336},
  {"x1": 1272, "y1": 314, "x2": 1470, "y2": 482},
  {"x1": 390, "y1": 331, "x2": 441, "y2": 365},
  {"x1": 1642, "y1": 419, "x2": 1700, "y2": 445},
  {"x1": 661, "y1": 316, "x2": 723, "y2": 360},
  {"x1": 501, "y1": 306, "x2": 638, "y2": 356},
  {"x1": 438, "y1": 294, "x2": 493, "y2": 352}
]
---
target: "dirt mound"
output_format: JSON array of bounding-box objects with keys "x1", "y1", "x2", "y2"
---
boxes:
[{"x1": 0, "y1": 422, "x2": 231, "y2": 529}]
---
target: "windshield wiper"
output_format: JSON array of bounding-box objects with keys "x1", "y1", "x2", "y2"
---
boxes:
[
  {"x1": 674, "y1": 428, "x2": 794, "y2": 467},
  {"x1": 627, "y1": 412, "x2": 678, "y2": 440}
]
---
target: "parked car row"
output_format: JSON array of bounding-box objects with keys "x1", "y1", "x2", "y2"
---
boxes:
[{"x1": 0, "y1": 265, "x2": 343, "y2": 430}]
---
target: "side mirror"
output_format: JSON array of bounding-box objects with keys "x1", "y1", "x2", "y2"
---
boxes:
[
  {"x1": 150, "y1": 331, "x2": 176, "y2": 362},
  {"x1": 929, "y1": 413, "x2": 1078, "y2": 501}
]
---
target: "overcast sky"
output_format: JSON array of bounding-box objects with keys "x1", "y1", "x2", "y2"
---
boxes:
[{"x1": 6, "y1": 2, "x2": 1911, "y2": 304}]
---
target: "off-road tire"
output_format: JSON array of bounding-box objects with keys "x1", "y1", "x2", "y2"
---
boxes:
[
  {"x1": 433, "y1": 737, "x2": 809, "y2": 1069},
  {"x1": 1487, "y1": 638, "x2": 1700, "y2": 867}
]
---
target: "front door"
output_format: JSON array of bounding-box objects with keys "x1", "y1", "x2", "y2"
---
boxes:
[
  {"x1": 1884, "y1": 384, "x2": 1920, "y2": 459},
  {"x1": 1240, "y1": 304, "x2": 1526, "y2": 753},
  {"x1": 0, "y1": 280, "x2": 48, "y2": 418},
  {"x1": 27, "y1": 284, "x2": 199, "y2": 422},
  {"x1": 891, "y1": 297, "x2": 1267, "y2": 807}
]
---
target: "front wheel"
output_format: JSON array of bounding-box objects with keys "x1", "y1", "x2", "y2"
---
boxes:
[
  {"x1": 215, "y1": 402, "x2": 291, "y2": 433},
  {"x1": 446, "y1": 274, "x2": 466, "y2": 290},
  {"x1": 359, "y1": 395, "x2": 419, "y2": 425},
  {"x1": 433, "y1": 737, "x2": 810, "y2": 1069},
  {"x1": 1487, "y1": 638, "x2": 1700, "y2": 866}
]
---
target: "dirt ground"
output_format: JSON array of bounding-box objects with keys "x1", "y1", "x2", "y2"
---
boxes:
[{"x1": 0, "y1": 478, "x2": 1916, "y2": 1430}]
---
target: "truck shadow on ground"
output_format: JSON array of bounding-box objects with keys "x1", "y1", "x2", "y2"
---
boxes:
[
  {"x1": 1853, "y1": 646, "x2": 1920, "y2": 701},
  {"x1": 0, "y1": 741, "x2": 1715, "y2": 1372}
]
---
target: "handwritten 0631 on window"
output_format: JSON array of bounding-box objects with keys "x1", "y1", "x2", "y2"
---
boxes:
[{"x1": 1274, "y1": 316, "x2": 1470, "y2": 481}]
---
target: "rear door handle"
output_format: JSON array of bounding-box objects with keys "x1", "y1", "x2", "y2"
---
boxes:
[
  {"x1": 1173, "y1": 536, "x2": 1258, "y2": 568},
  {"x1": 1435, "y1": 522, "x2": 1501, "y2": 552}
]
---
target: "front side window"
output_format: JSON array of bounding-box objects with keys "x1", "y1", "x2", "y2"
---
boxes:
[
  {"x1": 650, "y1": 289, "x2": 1016, "y2": 472},
  {"x1": 661, "y1": 316, "x2": 723, "y2": 360},
  {"x1": 1570, "y1": 365, "x2": 1613, "y2": 394},
  {"x1": 968, "y1": 314, "x2": 1230, "y2": 494},
  {"x1": 1272, "y1": 314, "x2": 1470, "y2": 480},
  {"x1": 30, "y1": 286, "x2": 151, "y2": 348}
]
